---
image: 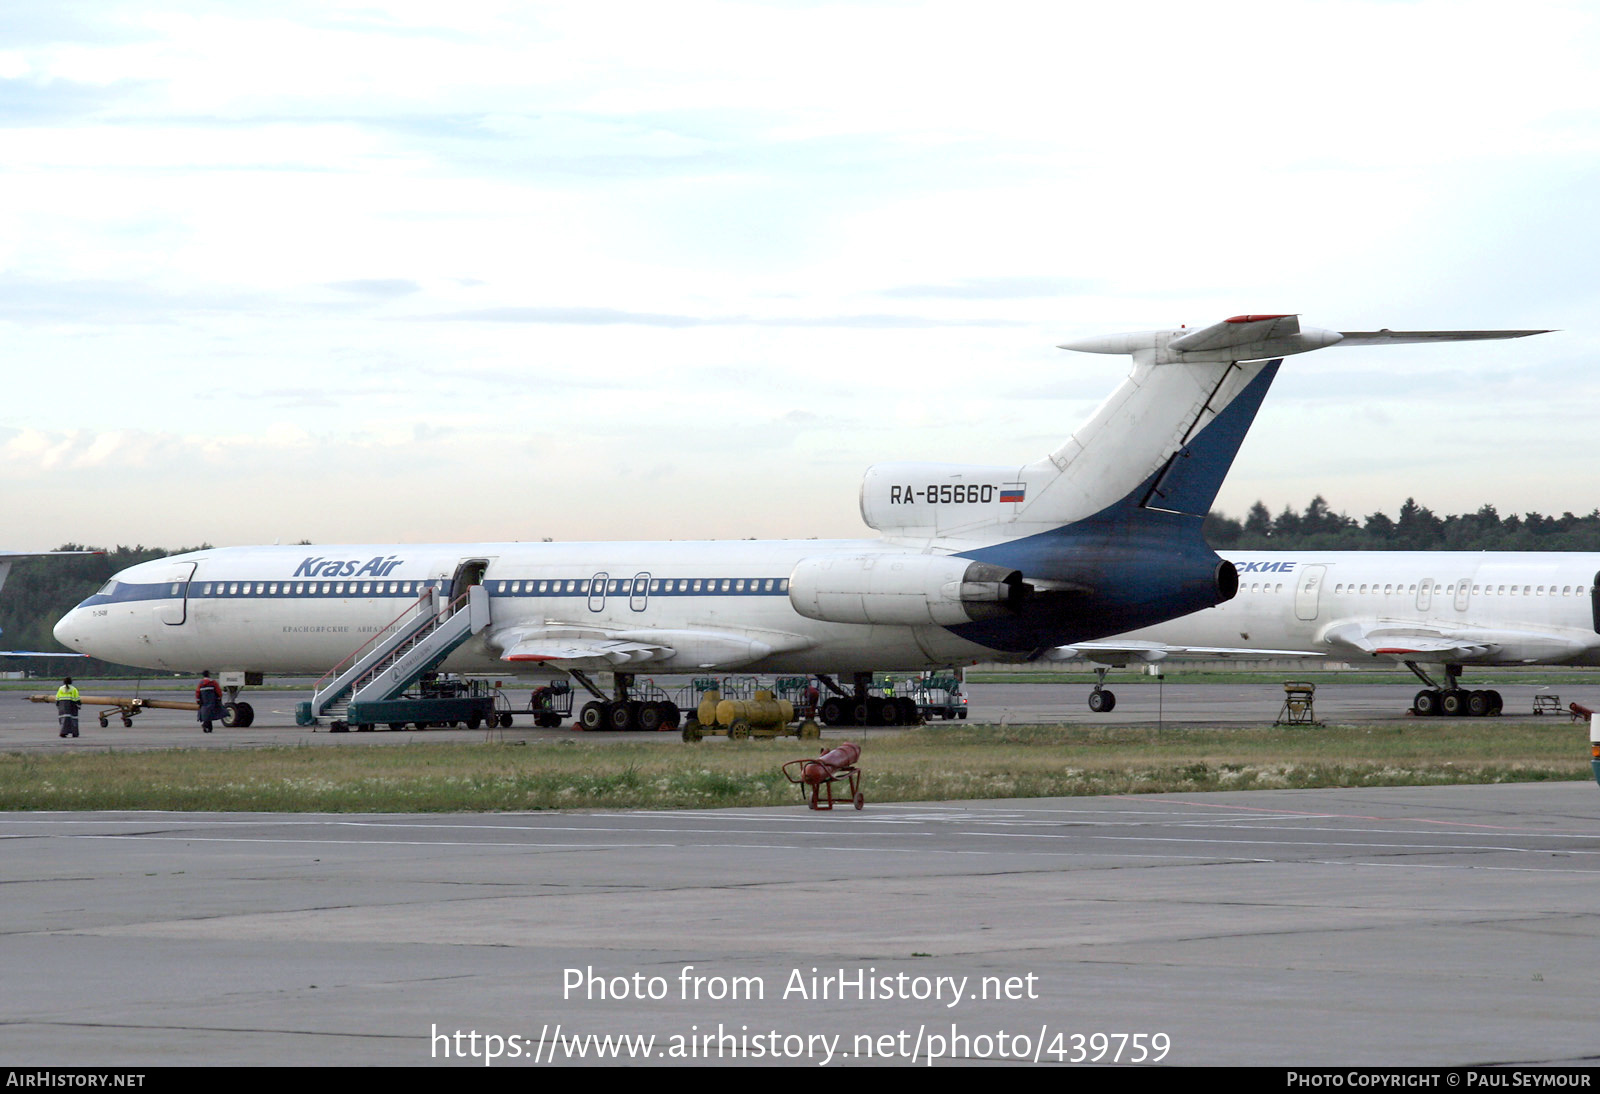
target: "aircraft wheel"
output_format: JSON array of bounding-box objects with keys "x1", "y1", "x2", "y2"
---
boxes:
[
  {"x1": 235, "y1": 701, "x2": 255, "y2": 727},
  {"x1": 1413, "y1": 689, "x2": 1440, "y2": 716},
  {"x1": 1467, "y1": 691, "x2": 1490, "y2": 717},
  {"x1": 897, "y1": 697, "x2": 921, "y2": 725},
  {"x1": 1487, "y1": 690, "x2": 1504, "y2": 715},
  {"x1": 661, "y1": 701, "x2": 681, "y2": 729},
  {"x1": 607, "y1": 702, "x2": 635, "y2": 732},
  {"x1": 1088, "y1": 689, "x2": 1116, "y2": 713},
  {"x1": 819, "y1": 697, "x2": 846, "y2": 726},
  {"x1": 636, "y1": 702, "x2": 663, "y2": 733},
  {"x1": 1440, "y1": 689, "x2": 1467, "y2": 717},
  {"x1": 877, "y1": 697, "x2": 900, "y2": 726},
  {"x1": 852, "y1": 700, "x2": 871, "y2": 726}
]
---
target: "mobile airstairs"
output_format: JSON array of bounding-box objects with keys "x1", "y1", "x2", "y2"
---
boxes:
[{"x1": 295, "y1": 584, "x2": 493, "y2": 731}]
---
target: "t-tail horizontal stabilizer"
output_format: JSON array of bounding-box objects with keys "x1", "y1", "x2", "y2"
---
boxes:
[{"x1": 1059, "y1": 314, "x2": 1549, "y2": 365}]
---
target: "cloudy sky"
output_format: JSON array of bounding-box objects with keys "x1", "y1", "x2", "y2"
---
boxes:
[{"x1": 2, "y1": 0, "x2": 1596, "y2": 552}]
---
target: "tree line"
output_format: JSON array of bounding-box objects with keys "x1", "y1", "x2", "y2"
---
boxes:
[
  {"x1": 1205, "y1": 498, "x2": 1600, "y2": 552},
  {"x1": 1, "y1": 545, "x2": 208, "y2": 676}
]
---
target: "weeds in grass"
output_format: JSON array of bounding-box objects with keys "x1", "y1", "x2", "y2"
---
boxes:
[{"x1": 0, "y1": 721, "x2": 1586, "y2": 812}]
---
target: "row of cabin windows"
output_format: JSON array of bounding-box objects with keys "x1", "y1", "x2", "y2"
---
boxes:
[
  {"x1": 195, "y1": 581, "x2": 428, "y2": 597},
  {"x1": 1332, "y1": 583, "x2": 1590, "y2": 597},
  {"x1": 491, "y1": 577, "x2": 788, "y2": 595},
  {"x1": 1237, "y1": 581, "x2": 1593, "y2": 598},
  {"x1": 178, "y1": 578, "x2": 791, "y2": 598}
]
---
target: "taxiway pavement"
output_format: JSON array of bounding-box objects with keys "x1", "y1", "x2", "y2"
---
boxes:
[{"x1": 4, "y1": 783, "x2": 1598, "y2": 1066}]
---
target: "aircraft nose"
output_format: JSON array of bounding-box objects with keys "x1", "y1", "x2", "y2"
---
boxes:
[{"x1": 53, "y1": 609, "x2": 81, "y2": 649}]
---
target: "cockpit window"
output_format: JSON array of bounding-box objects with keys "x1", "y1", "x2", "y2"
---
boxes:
[{"x1": 97, "y1": 580, "x2": 118, "y2": 596}]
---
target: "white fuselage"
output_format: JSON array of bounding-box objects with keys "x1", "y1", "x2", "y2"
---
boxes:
[
  {"x1": 53, "y1": 539, "x2": 1003, "y2": 676},
  {"x1": 1127, "y1": 551, "x2": 1600, "y2": 666}
]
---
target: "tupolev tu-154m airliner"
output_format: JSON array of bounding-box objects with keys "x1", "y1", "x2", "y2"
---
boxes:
[
  {"x1": 52, "y1": 315, "x2": 1546, "y2": 729},
  {"x1": 1051, "y1": 548, "x2": 1600, "y2": 718}
]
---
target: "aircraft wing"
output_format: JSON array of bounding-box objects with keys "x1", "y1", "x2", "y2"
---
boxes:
[
  {"x1": 0, "y1": 650, "x2": 86, "y2": 658},
  {"x1": 492, "y1": 624, "x2": 817, "y2": 671},
  {"x1": 1321, "y1": 621, "x2": 1588, "y2": 663},
  {"x1": 1045, "y1": 640, "x2": 1321, "y2": 665},
  {"x1": 498, "y1": 635, "x2": 673, "y2": 669}
]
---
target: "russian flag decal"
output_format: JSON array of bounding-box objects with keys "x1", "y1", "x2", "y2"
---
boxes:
[{"x1": 1000, "y1": 484, "x2": 1025, "y2": 503}]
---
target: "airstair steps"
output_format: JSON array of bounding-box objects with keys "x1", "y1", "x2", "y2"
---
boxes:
[{"x1": 300, "y1": 585, "x2": 492, "y2": 725}]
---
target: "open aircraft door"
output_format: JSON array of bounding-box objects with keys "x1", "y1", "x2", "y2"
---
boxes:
[
  {"x1": 158, "y1": 561, "x2": 197, "y2": 626},
  {"x1": 445, "y1": 557, "x2": 493, "y2": 603}
]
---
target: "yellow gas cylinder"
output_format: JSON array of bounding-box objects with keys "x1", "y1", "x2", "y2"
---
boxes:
[
  {"x1": 696, "y1": 690, "x2": 721, "y2": 727},
  {"x1": 715, "y1": 689, "x2": 794, "y2": 729}
]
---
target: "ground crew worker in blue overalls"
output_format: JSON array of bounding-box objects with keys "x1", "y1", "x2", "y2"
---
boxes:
[
  {"x1": 55, "y1": 677, "x2": 81, "y2": 738},
  {"x1": 195, "y1": 671, "x2": 224, "y2": 733}
]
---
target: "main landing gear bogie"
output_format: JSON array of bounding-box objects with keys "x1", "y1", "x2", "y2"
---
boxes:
[
  {"x1": 1412, "y1": 688, "x2": 1502, "y2": 718},
  {"x1": 576, "y1": 698, "x2": 681, "y2": 733},
  {"x1": 816, "y1": 694, "x2": 920, "y2": 728},
  {"x1": 1405, "y1": 661, "x2": 1501, "y2": 718}
]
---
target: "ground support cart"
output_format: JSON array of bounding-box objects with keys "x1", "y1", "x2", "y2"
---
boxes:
[{"x1": 341, "y1": 678, "x2": 504, "y2": 731}]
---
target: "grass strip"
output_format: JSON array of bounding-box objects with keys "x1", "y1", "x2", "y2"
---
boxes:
[{"x1": 1, "y1": 722, "x2": 1590, "y2": 812}]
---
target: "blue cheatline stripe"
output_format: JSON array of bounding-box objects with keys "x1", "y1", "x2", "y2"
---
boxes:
[{"x1": 74, "y1": 575, "x2": 793, "y2": 608}]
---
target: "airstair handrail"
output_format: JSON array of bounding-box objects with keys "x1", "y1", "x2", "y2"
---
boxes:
[{"x1": 311, "y1": 587, "x2": 436, "y2": 694}]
